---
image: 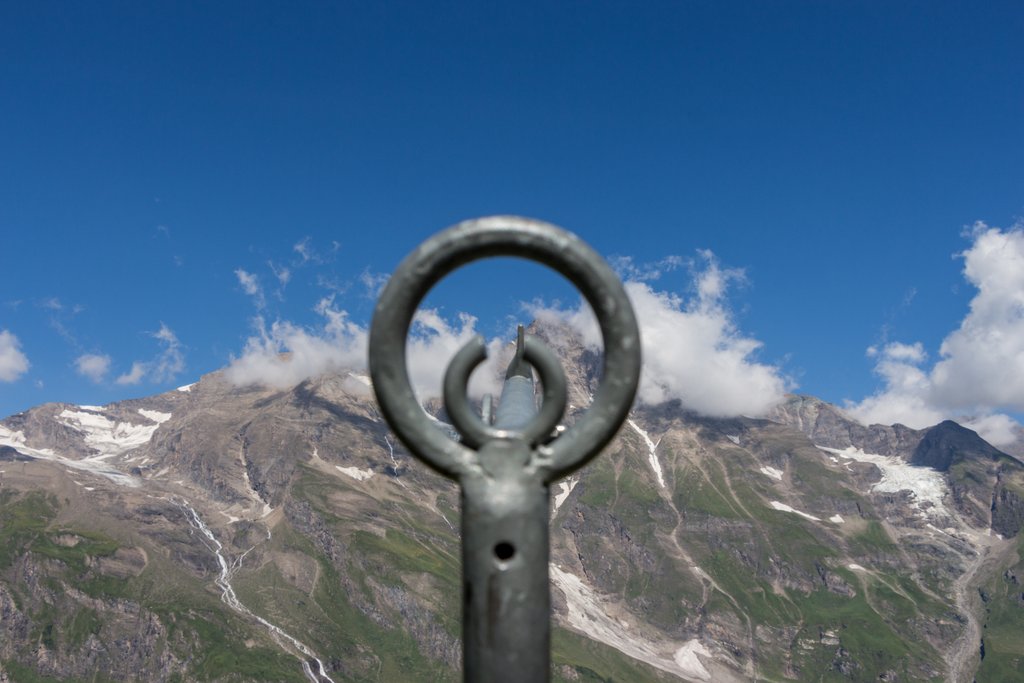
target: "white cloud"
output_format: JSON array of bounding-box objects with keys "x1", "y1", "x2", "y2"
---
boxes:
[
  {"x1": 848, "y1": 223, "x2": 1024, "y2": 446},
  {"x1": 116, "y1": 362, "x2": 147, "y2": 386},
  {"x1": 151, "y1": 324, "x2": 185, "y2": 381},
  {"x1": 293, "y1": 236, "x2": 324, "y2": 264},
  {"x1": 222, "y1": 250, "x2": 789, "y2": 416},
  {"x1": 0, "y1": 330, "x2": 30, "y2": 382},
  {"x1": 235, "y1": 268, "x2": 265, "y2": 309},
  {"x1": 359, "y1": 269, "x2": 389, "y2": 298},
  {"x1": 225, "y1": 295, "x2": 369, "y2": 390},
  {"x1": 405, "y1": 310, "x2": 505, "y2": 401},
  {"x1": 116, "y1": 323, "x2": 185, "y2": 385},
  {"x1": 530, "y1": 252, "x2": 790, "y2": 417},
  {"x1": 930, "y1": 224, "x2": 1024, "y2": 411},
  {"x1": 609, "y1": 255, "x2": 684, "y2": 282},
  {"x1": 269, "y1": 261, "x2": 291, "y2": 286},
  {"x1": 846, "y1": 343, "x2": 946, "y2": 429},
  {"x1": 225, "y1": 297, "x2": 506, "y2": 400},
  {"x1": 878, "y1": 341, "x2": 926, "y2": 363},
  {"x1": 962, "y1": 414, "x2": 1019, "y2": 448},
  {"x1": 75, "y1": 353, "x2": 112, "y2": 383}
]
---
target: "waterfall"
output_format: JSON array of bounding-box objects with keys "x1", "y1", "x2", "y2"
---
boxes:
[{"x1": 175, "y1": 498, "x2": 335, "y2": 683}]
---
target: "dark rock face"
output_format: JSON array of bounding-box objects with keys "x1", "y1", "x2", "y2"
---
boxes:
[
  {"x1": 0, "y1": 445, "x2": 32, "y2": 461},
  {"x1": 992, "y1": 483, "x2": 1024, "y2": 538},
  {"x1": 912, "y1": 420, "x2": 1006, "y2": 471}
]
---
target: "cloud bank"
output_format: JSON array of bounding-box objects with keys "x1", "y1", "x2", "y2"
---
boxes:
[
  {"x1": 225, "y1": 297, "x2": 506, "y2": 401},
  {"x1": 848, "y1": 223, "x2": 1024, "y2": 446},
  {"x1": 225, "y1": 252, "x2": 788, "y2": 417},
  {"x1": 0, "y1": 330, "x2": 30, "y2": 382},
  {"x1": 531, "y1": 252, "x2": 791, "y2": 417}
]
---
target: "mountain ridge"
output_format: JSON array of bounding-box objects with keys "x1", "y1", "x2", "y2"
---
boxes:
[{"x1": 2, "y1": 329, "x2": 1024, "y2": 682}]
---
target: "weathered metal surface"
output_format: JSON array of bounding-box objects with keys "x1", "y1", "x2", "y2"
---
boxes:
[
  {"x1": 495, "y1": 327, "x2": 537, "y2": 431},
  {"x1": 368, "y1": 216, "x2": 641, "y2": 682}
]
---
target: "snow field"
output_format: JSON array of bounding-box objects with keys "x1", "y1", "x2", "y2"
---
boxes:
[
  {"x1": 816, "y1": 445, "x2": 949, "y2": 518},
  {"x1": 551, "y1": 565, "x2": 713, "y2": 681},
  {"x1": 628, "y1": 419, "x2": 666, "y2": 489}
]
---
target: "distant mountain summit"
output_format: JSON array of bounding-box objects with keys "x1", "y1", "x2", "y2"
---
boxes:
[
  {"x1": 2, "y1": 322, "x2": 1023, "y2": 681},
  {"x1": 912, "y1": 419, "x2": 1007, "y2": 471}
]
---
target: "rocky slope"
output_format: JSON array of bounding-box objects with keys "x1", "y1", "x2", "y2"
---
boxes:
[{"x1": 1, "y1": 325, "x2": 1023, "y2": 682}]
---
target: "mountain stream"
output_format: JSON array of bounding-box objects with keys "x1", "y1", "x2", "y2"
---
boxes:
[{"x1": 176, "y1": 499, "x2": 335, "y2": 683}]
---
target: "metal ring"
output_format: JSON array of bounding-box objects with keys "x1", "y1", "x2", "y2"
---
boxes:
[
  {"x1": 368, "y1": 216, "x2": 641, "y2": 482},
  {"x1": 443, "y1": 333, "x2": 567, "y2": 450}
]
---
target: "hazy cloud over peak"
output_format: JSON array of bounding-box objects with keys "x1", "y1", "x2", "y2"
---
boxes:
[
  {"x1": 225, "y1": 299, "x2": 505, "y2": 400},
  {"x1": 530, "y1": 251, "x2": 790, "y2": 417}
]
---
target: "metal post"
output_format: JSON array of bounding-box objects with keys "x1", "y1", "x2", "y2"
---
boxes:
[{"x1": 368, "y1": 216, "x2": 641, "y2": 682}]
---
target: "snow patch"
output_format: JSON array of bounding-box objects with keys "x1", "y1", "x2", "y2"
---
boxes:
[
  {"x1": 336, "y1": 465, "x2": 374, "y2": 481},
  {"x1": 78, "y1": 405, "x2": 105, "y2": 411},
  {"x1": 176, "y1": 382, "x2": 196, "y2": 392},
  {"x1": 725, "y1": 435, "x2": 740, "y2": 445},
  {"x1": 817, "y1": 445, "x2": 949, "y2": 518},
  {"x1": 760, "y1": 466, "x2": 783, "y2": 481},
  {"x1": 627, "y1": 419, "x2": 666, "y2": 489},
  {"x1": 0, "y1": 425, "x2": 139, "y2": 487},
  {"x1": 138, "y1": 409, "x2": 172, "y2": 424},
  {"x1": 554, "y1": 476, "x2": 579, "y2": 512},
  {"x1": 551, "y1": 565, "x2": 712, "y2": 681},
  {"x1": 425, "y1": 411, "x2": 459, "y2": 440},
  {"x1": 848, "y1": 563, "x2": 867, "y2": 572},
  {"x1": 674, "y1": 640, "x2": 712, "y2": 680},
  {"x1": 769, "y1": 501, "x2": 821, "y2": 522},
  {"x1": 347, "y1": 372, "x2": 372, "y2": 387},
  {"x1": 829, "y1": 514, "x2": 845, "y2": 524},
  {"x1": 57, "y1": 409, "x2": 163, "y2": 459}
]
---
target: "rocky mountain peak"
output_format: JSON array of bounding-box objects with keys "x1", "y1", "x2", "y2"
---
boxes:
[
  {"x1": 912, "y1": 419, "x2": 1008, "y2": 471},
  {"x1": 769, "y1": 394, "x2": 922, "y2": 458}
]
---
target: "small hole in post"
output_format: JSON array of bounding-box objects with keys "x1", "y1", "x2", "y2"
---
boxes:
[{"x1": 494, "y1": 541, "x2": 515, "y2": 562}]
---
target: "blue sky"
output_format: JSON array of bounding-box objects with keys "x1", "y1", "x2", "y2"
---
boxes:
[{"x1": 1, "y1": 2, "x2": 1022, "y2": 443}]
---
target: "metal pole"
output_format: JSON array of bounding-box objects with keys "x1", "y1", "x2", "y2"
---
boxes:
[
  {"x1": 461, "y1": 442, "x2": 550, "y2": 681},
  {"x1": 368, "y1": 216, "x2": 641, "y2": 682}
]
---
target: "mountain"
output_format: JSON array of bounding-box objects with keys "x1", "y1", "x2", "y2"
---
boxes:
[{"x1": 2, "y1": 324, "x2": 1023, "y2": 682}]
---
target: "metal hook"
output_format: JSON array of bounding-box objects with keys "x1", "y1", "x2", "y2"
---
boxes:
[
  {"x1": 443, "y1": 332, "x2": 567, "y2": 450},
  {"x1": 368, "y1": 215, "x2": 641, "y2": 483},
  {"x1": 367, "y1": 216, "x2": 641, "y2": 682}
]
